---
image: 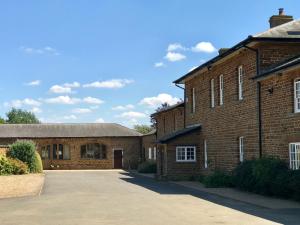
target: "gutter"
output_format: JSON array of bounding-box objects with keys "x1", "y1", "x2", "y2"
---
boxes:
[{"x1": 244, "y1": 45, "x2": 263, "y2": 158}]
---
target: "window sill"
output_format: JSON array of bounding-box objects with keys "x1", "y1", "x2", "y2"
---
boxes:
[{"x1": 176, "y1": 160, "x2": 197, "y2": 163}]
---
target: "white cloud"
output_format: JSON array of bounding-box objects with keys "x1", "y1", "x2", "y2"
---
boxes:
[
  {"x1": 63, "y1": 115, "x2": 77, "y2": 120},
  {"x1": 44, "y1": 96, "x2": 80, "y2": 105},
  {"x1": 165, "y1": 52, "x2": 186, "y2": 62},
  {"x1": 154, "y1": 62, "x2": 165, "y2": 68},
  {"x1": 25, "y1": 80, "x2": 41, "y2": 86},
  {"x1": 20, "y1": 46, "x2": 60, "y2": 56},
  {"x1": 72, "y1": 108, "x2": 92, "y2": 114},
  {"x1": 167, "y1": 43, "x2": 187, "y2": 52},
  {"x1": 63, "y1": 82, "x2": 80, "y2": 88},
  {"x1": 117, "y1": 111, "x2": 147, "y2": 119},
  {"x1": 30, "y1": 107, "x2": 42, "y2": 114},
  {"x1": 95, "y1": 118, "x2": 105, "y2": 123},
  {"x1": 49, "y1": 85, "x2": 72, "y2": 94},
  {"x1": 140, "y1": 93, "x2": 180, "y2": 108},
  {"x1": 192, "y1": 42, "x2": 217, "y2": 53},
  {"x1": 83, "y1": 79, "x2": 134, "y2": 89},
  {"x1": 112, "y1": 104, "x2": 135, "y2": 111},
  {"x1": 4, "y1": 98, "x2": 41, "y2": 108},
  {"x1": 83, "y1": 97, "x2": 104, "y2": 105}
]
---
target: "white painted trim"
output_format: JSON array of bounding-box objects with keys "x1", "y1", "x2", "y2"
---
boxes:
[
  {"x1": 204, "y1": 140, "x2": 208, "y2": 168},
  {"x1": 176, "y1": 146, "x2": 196, "y2": 162},
  {"x1": 289, "y1": 143, "x2": 300, "y2": 170},
  {"x1": 148, "y1": 147, "x2": 152, "y2": 159},
  {"x1": 238, "y1": 65, "x2": 243, "y2": 100},
  {"x1": 294, "y1": 79, "x2": 300, "y2": 113},
  {"x1": 239, "y1": 136, "x2": 244, "y2": 162},
  {"x1": 219, "y1": 74, "x2": 224, "y2": 105},
  {"x1": 211, "y1": 79, "x2": 215, "y2": 108}
]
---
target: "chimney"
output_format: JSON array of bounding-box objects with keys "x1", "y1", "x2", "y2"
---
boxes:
[
  {"x1": 218, "y1": 48, "x2": 230, "y2": 55},
  {"x1": 269, "y1": 8, "x2": 293, "y2": 28}
]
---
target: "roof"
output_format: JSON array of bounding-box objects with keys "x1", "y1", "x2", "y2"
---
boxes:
[
  {"x1": 0, "y1": 123, "x2": 142, "y2": 138},
  {"x1": 254, "y1": 54, "x2": 300, "y2": 80},
  {"x1": 151, "y1": 102, "x2": 184, "y2": 116},
  {"x1": 143, "y1": 129, "x2": 156, "y2": 136},
  {"x1": 174, "y1": 19, "x2": 300, "y2": 84},
  {"x1": 158, "y1": 124, "x2": 201, "y2": 144}
]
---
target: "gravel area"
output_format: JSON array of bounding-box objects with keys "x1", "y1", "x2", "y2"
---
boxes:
[{"x1": 0, "y1": 173, "x2": 44, "y2": 199}]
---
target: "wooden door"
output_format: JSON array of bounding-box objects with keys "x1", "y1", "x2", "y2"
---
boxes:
[{"x1": 114, "y1": 150, "x2": 123, "y2": 169}]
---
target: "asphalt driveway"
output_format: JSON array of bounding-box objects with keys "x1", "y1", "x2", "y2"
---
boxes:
[{"x1": 0, "y1": 170, "x2": 299, "y2": 225}]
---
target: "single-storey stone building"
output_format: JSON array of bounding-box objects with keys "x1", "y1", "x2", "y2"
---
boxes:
[{"x1": 0, "y1": 123, "x2": 142, "y2": 170}]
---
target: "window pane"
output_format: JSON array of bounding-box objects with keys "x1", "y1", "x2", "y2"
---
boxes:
[
  {"x1": 81, "y1": 145, "x2": 87, "y2": 158},
  {"x1": 63, "y1": 145, "x2": 70, "y2": 160},
  {"x1": 94, "y1": 143, "x2": 101, "y2": 159},
  {"x1": 53, "y1": 144, "x2": 57, "y2": 159},
  {"x1": 58, "y1": 144, "x2": 63, "y2": 160},
  {"x1": 102, "y1": 145, "x2": 107, "y2": 159}
]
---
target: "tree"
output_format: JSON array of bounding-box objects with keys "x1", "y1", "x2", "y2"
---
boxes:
[
  {"x1": 6, "y1": 108, "x2": 40, "y2": 124},
  {"x1": 134, "y1": 124, "x2": 154, "y2": 134},
  {"x1": 150, "y1": 102, "x2": 170, "y2": 128},
  {"x1": 0, "y1": 117, "x2": 5, "y2": 124}
]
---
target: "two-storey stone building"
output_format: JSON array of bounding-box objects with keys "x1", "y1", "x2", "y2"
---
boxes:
[{"x1": 152, "y1": 9, "x2": 300, "y2": 179}]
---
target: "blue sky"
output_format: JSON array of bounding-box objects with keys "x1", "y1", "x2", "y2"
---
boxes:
[{"x1": 0, "y1": 0, "x2": 299, "y2": 127}]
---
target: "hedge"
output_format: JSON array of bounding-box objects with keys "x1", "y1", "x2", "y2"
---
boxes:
[
  {"x1": 203, "y1": 171, "x2": 233, "y2": 188},
  {"x1": 137, "y1": 160, "x2": 157, "y2": 173}
]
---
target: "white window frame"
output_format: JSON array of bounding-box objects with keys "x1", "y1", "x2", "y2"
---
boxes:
[
  {"x1": 294, "y1": 79, "x2": 300, "y2": 113},
  {"x1": 204, "y1": 140, "x2": 208, "y2": 168},
  {"x1": 211, "y1": 79, "x2": 215, "y2": 108},
  {"x1": 239, "y1": 136, "x2": 244, "y2": 162},
  {"x1": 219, "y1": 75, "x2": 224, "y2": 105},
  {"x1": 176, "y1": 146, "x2": 196, "y2": 162},
  {"x1": 238, "y1": 65, "x2": 243, "y2": 100},
  {"x1": 289, "y1": 143, "x2": 300, "y2": 170},
  {"x1": 192, "y1": 87, "x2": 196, "y2": 113},
  {"x1": 153, "y1": 147, "x2": 157, "y2": 160},
  {"x1": 148, "y1": 147, "x2": 152, "y2": 160}
]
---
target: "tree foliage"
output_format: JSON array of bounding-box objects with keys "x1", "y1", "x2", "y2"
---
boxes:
[
  {"x1": 133, "y1": 124, "x2": 154, "y2": 134},
  {"x1": 6, "y1": 108, "x2": 40, "y2": 124},
  {"x1": 0, "y1": 117, "x2": 5, "y2": 124}
]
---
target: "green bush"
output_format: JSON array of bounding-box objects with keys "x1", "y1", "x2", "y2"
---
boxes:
[
  {"x1": 203, "y1": 171, "x2": 233, "y2": 188},
  {"x1": 8, "y1": 140, "x2": 42, "y2": 173},
  {"x1": 233, "y1": 160, "x2": 256, "y2": 192},
  {"x1": 0, "y1": 155, "x2": 28, "y2": 175},
  {"x1": 137, "y1": 160, "x2": 157, "y2": 173},
  {"x1": 0, "y1": 155, "x2": 13, "y2": 175},
  {"x1": 31, "y1": 152, "x2": 43, "y2": 173},
  {"x1": 288, "y1": 170, "x2": 300, "y2": 201}
]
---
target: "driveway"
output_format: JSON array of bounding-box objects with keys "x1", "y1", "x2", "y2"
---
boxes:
[{"x1": 0, "y1": 170, "x2": 299, "y2": 225}]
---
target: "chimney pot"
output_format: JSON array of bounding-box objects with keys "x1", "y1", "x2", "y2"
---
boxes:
[{"x1": 278, "y1": 8, "x2": 284, "y2": 15}]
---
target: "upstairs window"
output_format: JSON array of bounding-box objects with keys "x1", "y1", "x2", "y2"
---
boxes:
[
  {"x1": 191, "y1": 88, "x2": 196, "y2": 113},
  {"x1": 289, "y1": 143, "x2": 300, "y2": 170},
  {"x1": 294, "y1": 79, "x2": 300, "y2": 113},
  {"x1": 176, "y1": 146, "x2": 196, "y2": 162},
  {"x1": 219, "y1": 75, "x2": 224, "y2": 105},
  {"x1": 81, "y1": 143, "x2": 107, "y2": 159},
  {"x1": 211, "y1": 79, "x2": 215, "y2": 108},
  {"x1": 238, "y1": 65, "x2": 244, "y2": 100},
  {"x1": 153, "y1": 147, "x2": 157, "y2": 160}
]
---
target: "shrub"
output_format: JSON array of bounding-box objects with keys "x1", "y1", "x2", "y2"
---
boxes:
[
  {"x1": 233, "y1": 160, "x2": 256, "y2": 192},
  {"x1": 0, "y1": 155, "x2": 13, "y2": 175},
  {"x1": 0, "y1": 155, "x2": 28, "y2": 175},
  {"x1": 31, "y1": 152, "x2": 43, "y2": 173},
  {"x1": 203, "y1": 171, "x2": 233, "y2": 188},
  {"x1": 288, "y1": 170, "x2": 300, "y2": 201},
  {"x1": 8, "y1": 140, "x2": 39, "y2": 173},
  {"x1": 137, "y1": 160, "x2": 157, "y2": 173}
]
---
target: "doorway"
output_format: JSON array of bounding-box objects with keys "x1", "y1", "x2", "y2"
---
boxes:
[{"x1": 113, "y1": 149, "x2": 123, "y2": 169}]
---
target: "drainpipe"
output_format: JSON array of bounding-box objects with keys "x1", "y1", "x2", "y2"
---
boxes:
[
  {"x1": 244, "y1": 45, "x2": 262, "y2": 158},
  {"x1": 175, "y1": 83, "x2": 186, "y2": 128}
]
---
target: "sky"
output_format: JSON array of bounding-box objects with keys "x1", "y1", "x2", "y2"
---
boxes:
[{"x1": 0, "y1": 0, "x2": 299, "y2": 127}]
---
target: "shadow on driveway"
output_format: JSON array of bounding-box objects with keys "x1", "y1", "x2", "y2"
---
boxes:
[{"x1": 120, "y1": 171, "x2": 300, "y2": 225}]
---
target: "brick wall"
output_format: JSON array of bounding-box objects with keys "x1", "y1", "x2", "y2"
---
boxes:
[
  {"x1": 260, "y1": 68, "x2": 300, "y2": 162},
  {"x1": 0, "y1": 137, "x2": 141, "y2": 169},
  {"x1": 184, "y1": 48, "x2": 260, "y2": 171},
  {"x1": 154, "y1": 106, "x2": 184, "y2": 140}
]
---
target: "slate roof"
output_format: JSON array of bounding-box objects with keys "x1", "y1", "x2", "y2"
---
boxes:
[
  {"x1": 0, "y1": 123, "x2": 142, "y2": 138},
  {"x1": 174, "y1": 19, "x2": 300, "y2": 84},
  {"x1": 151, "y1": 102, "x2": 184, "y2": 116},
  {"x1": 158, "y1": 124, "x2": 201, "y2": 143},
  {"x1": 254, "y1": 55, "x2": 300, "y2": 80}
]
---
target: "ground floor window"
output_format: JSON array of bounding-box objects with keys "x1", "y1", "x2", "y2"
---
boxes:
[
  {"x1": 204, "y1": 140, "x2": 208, "y2": 168},
  {"x1": 81, "y1": 143, "x2": 107, "y2": 159},
  {"x1": 176, "y1": 146, "x2": 196, "y2": 162},
  {"x1": 148, "y1": 147, "x2": 152, "y2": 159},
  {"x1": 239, "y1": 137, "x2": 244, "y2": 162},
  {"x1": 41, "y1": 145, "x2": 50, "y2": 159},
  {"x1": 53, "y1": 144, "x2": 70, "y2": 160},
  {"x1": 289, "y1": 143, "x2": 300, "y2": 170},
  {"x1": 153, "y1": 147, "x2": 157, "y2": 160}
]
